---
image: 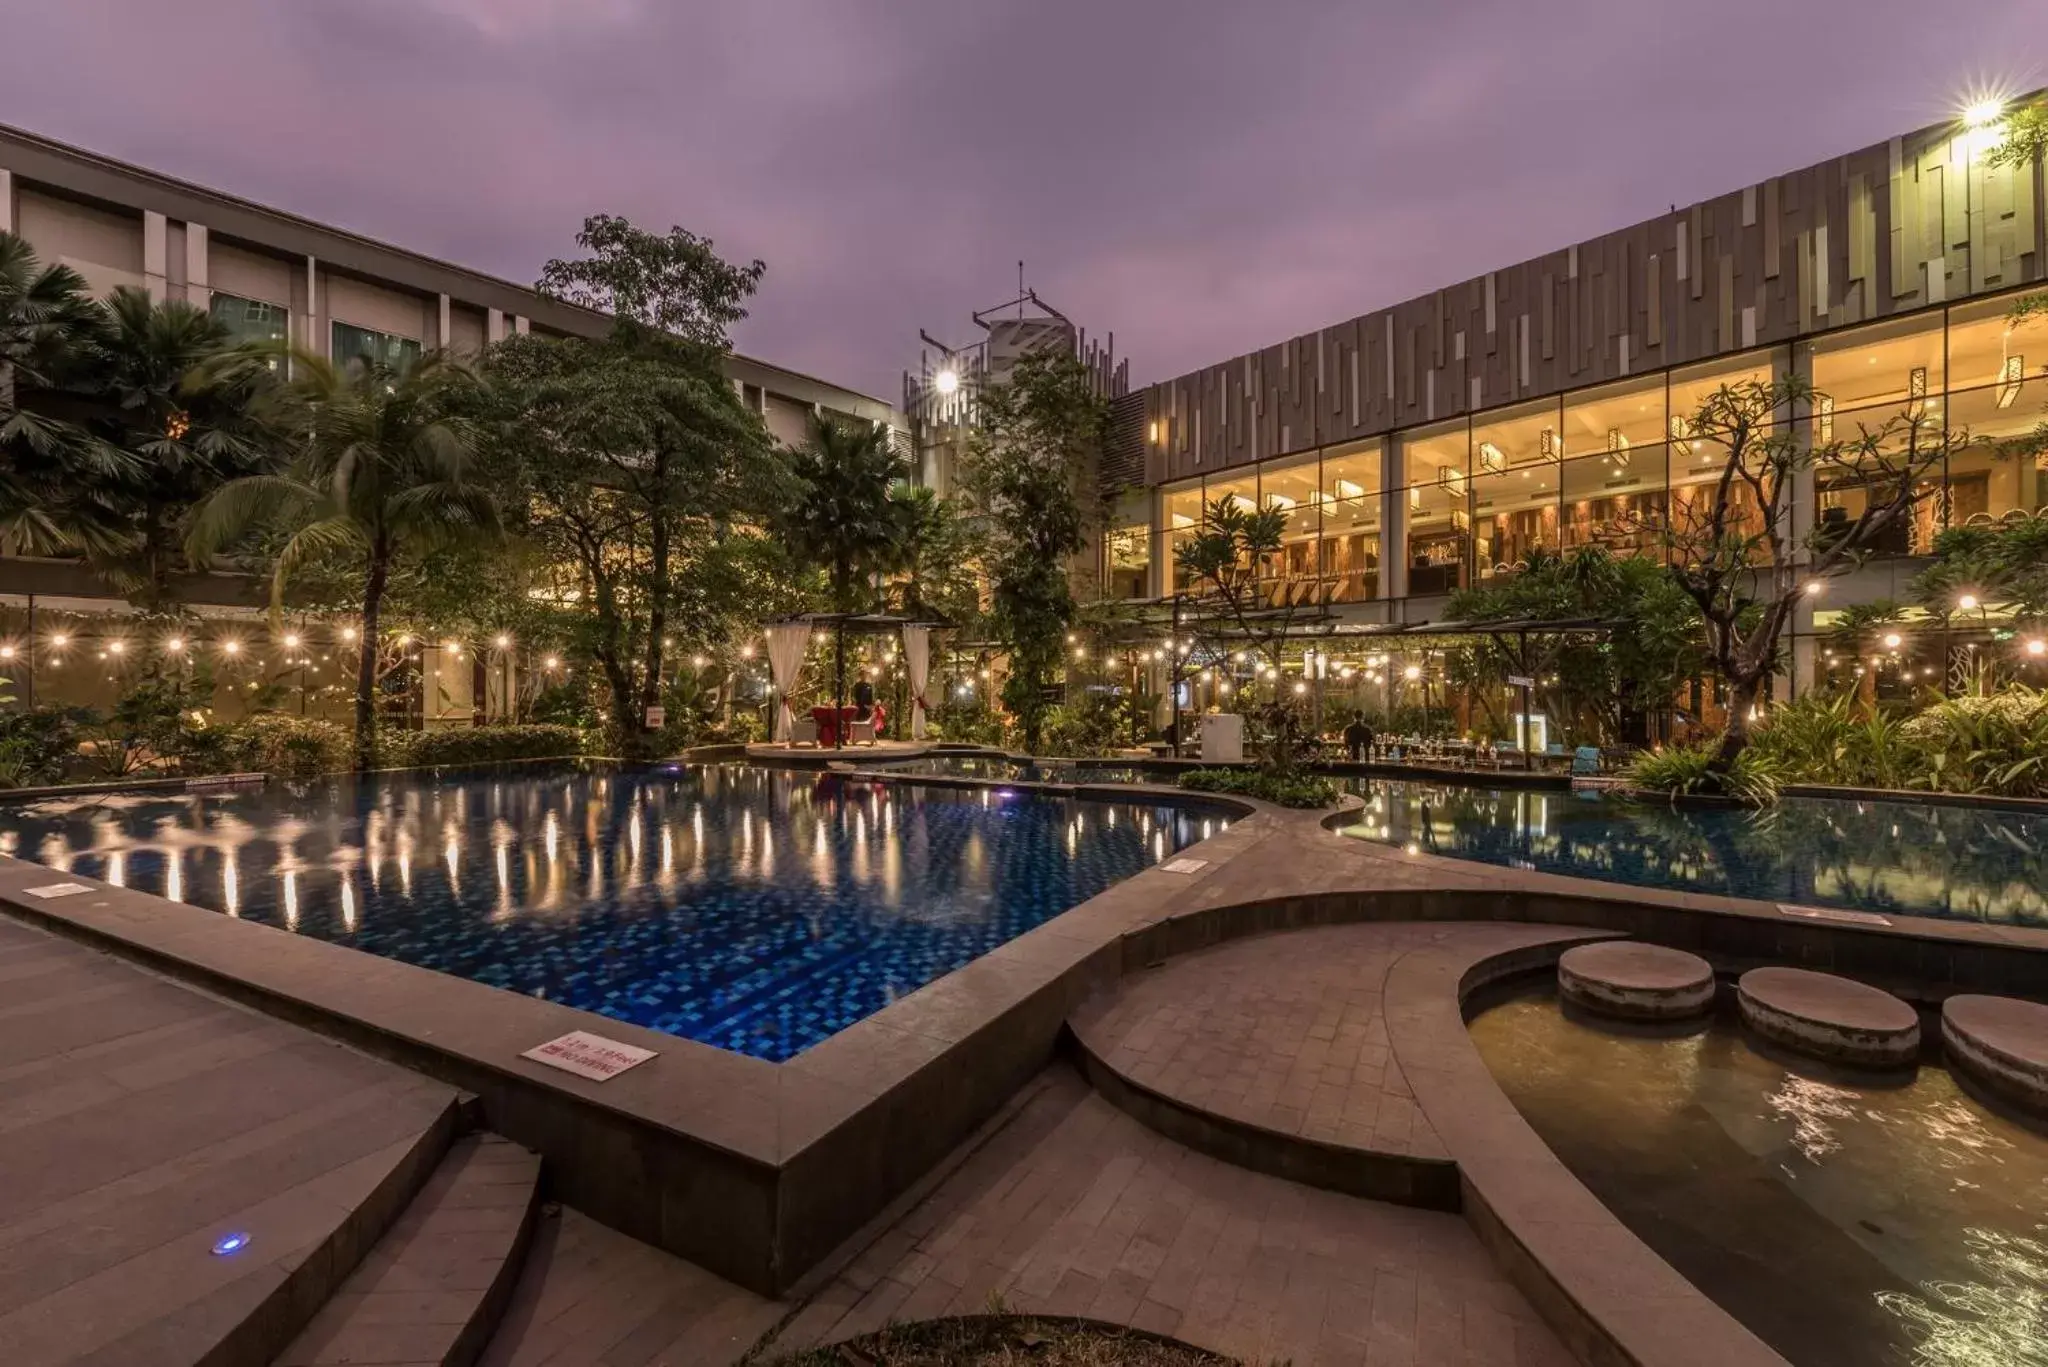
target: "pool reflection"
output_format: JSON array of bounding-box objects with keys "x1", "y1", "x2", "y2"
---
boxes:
[
  {"x1": 1338, "y1": 780, "x2": 2048, "y2": 926},
  {"x1": 0, "y1": 764, "x2": 1218, "y2": 1060}
]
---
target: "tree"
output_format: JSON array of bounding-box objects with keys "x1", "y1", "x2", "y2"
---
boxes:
[
  {"x1": 80, "y1": 287, "x2": 272, "y2": 603},
  {"x1": 1175, "y1": 495, "x2": 1318, "y2": 693},
  {"x1": 884, "y1": 484, "x2": 981, "y2": 626},
  {"x1": 960, "y1": 347, "x2": 1103, "y2": 753},
  {"x1": 1914, "y1": 519, "x2": 2048, "y2": 629},
  {"x1": 187, "y1": 351, "x2": 499, "y2": 770},
  {"x1": 1985, "y1": 96, "x2": 2048, "y2": 173},
  {"x1": 1446, "y1": 545, "x2": 1702, "y2": 746},
  {"x1": 780, "y1": 413, "x2": 911, "y2": 613},
  {"x1": 1653, "y1": 376, "x2": 1955, "y2": 770},
  {"x1": 527, "y1": 214, "x2": 785, "y2": 751},
  {"x1": 0, "y1": 230, "x2": 129, "y2": 555},
  {"x1": 536, "y1": 214, "x2": 764, "y2": 349},
  {"x1": 485, "y1": 333, "x2": 785, "y2": 750}
]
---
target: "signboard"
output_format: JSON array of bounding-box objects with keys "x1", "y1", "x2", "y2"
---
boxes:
[
  {"x1": 1507, "y1": 675, "x2": 1535, "y2": 688},
  {"x1": 644, "y1": 706, "x2": 665, "y2": 730},
  {"x1": 23, "y1": 882, "x2": 92, "y2": 899},
  {"x1": 520, "y1": 1030, "x2": 658, "y2": 1082}
]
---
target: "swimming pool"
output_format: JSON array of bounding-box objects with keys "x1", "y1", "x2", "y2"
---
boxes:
[
  {"x1": 1336, "y1": 779, "x2": 2048, "y2": 926},
  {"x1": 0, "y1": 764, "x2": 1222, "y2": 1061}
]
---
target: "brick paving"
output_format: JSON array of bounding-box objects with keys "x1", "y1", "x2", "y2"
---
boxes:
[
  {"x1": 1070, "y1": 923, "x2": 1477, "y2": 1161},
  {"x1": 764, "y1": 1067, "x2": 1571, "y2": 1367}
]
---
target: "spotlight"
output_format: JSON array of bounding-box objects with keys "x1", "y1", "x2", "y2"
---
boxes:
[
  {"x1": 1963, "y1": 97, "x2": 2006, "y2": 129},
  {"x1": 1957, "y1": 594, "x2": 1979, "y2": 612},
  {"x1": 932, "y1": 368, "x2": 960, "y2": 396},
  {"x1": 1882, "y1": 632, "x2": 1902, "y2": 650},
  {"x1": 1802, "y1": 580, "x2": 1825, "y2": 597}
]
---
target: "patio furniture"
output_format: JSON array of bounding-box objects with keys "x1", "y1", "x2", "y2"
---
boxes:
[{"x1": 790, "y1": 717, "x2": 819, "y2": 746}]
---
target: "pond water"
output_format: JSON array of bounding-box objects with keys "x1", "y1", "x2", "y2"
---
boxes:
[
  {"x1": 1337, "y1": 780, "x2": 2048, "y2": 927},
  {"x1": 1470, "y1": 990, "x2": 2048, "y2": 1367},
  {"x1": 0, "y1": 763, "x2": 1221, "y2": 1061}
]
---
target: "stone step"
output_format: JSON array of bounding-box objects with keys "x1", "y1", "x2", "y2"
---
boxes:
[
  {"x1": 273, "y1": 1134, "x2": 542, "y2": 1367},
  {"x1": 1737, "y1": 966, "x2": 1920, "y2": 1068}
]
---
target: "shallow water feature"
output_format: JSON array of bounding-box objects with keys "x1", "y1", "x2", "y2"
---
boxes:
[
  {"x1": 1337, "y1": 779, "x2": 2048, "y2": 926},
  {"x1": 0, "y1": 763, "x2": 1221, "y2": 1061},
  {"x1": 1469, "y1": 990, "x2": 2048, "y2": 1366}
]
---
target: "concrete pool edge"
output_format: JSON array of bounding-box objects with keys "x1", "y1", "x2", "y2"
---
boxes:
[
  {"x1": 8, "y1": 781, "x2": 2048, "y2": 1314},
  {"x1": 0, "y1": 788, "x2": 1278, "y2": 1298},
  {"x1": 1385, "y1": 936, "x2": 1794, "y2": 1367}
]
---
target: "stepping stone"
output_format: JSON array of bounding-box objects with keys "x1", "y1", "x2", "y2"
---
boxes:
[
  {"x1": 1737, "y1": 967, "x2": 1919, "y2": 1067},
  {"x1": 1942, "y1": 994, "x2": 2048, "y2": 1114},
  {"x1": 1558, "y1": 942, "x2": 1715, "y2": 1020}
]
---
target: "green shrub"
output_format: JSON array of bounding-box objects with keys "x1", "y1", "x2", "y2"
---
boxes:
[
  {"x1": 1038, "y1": 692, "x2": 1128, "y2": 757},
  {"x1": 0, "y1": 706, "x2": 88, "y2": 787},
  {"x1": 1747, "y1": 693, "x2": 1921, "y2": 790},
  {"x1": 1625, "y1": 741, "x2": 1782, "y2": 806},
  {"x1": 1178, "y1": 766, "x2": 1340, "y2": 809},
  {"x1": 395, "y1": 724, "x2": 588, "y2": 768},
  {"x1": 1898, "y1": 687, "x2": 2048, "y2": 798},
  {"x1": 230, "y1": 714, "x2": 351, "y2": 778}
]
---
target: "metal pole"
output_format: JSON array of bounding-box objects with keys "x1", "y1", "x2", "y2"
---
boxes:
[
  {"x1": 1518, "y1": 627, "x2": 1532, "y2": 771},
  {"x1": 24, "y1": 593, "x2": 35, "y2": 710},
  {"x1": 833, "y1": 620, "x2": 846, "y2": 749},
  {"x1": 1170, "y1": 596, "x2": 1183, "y2": 757}
]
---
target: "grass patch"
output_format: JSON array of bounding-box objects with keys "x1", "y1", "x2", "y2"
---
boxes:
[{"x1": 763, "y1": 1315, "x2": 1234, "y2": 1366}]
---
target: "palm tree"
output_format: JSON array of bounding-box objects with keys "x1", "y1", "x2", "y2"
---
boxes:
[
  {"x1": 0, "y1": 229, "x2": 127, "y2": 553},
  {"x1": 84, "y1": 286, "x2": 271, "y2": 602},
  {"x1": 187, "y1": 350, "x2": 500, "y2": 770},
  {"x1": 777, "y1": 413, "x2": 912, "y2": 722},
  {"x1": 780, "y1": 412, "x2": 911, "y2": 612}
]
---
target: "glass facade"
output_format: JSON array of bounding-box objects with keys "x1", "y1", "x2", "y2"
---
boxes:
[
  {"x1": 1135, "y1": 285, "x2": 2048, "y2": 602},
  {"x1": 332, "y1": 321, "x2": 423, "y2": 373},
  {"x1": 209, "y1": 293, "x2": 288, "y2": 349}
]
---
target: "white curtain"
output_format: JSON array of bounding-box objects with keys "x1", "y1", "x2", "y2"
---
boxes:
[
  {"x1": 902, "y1": 624, "x2": 932, "y2": 740},
  {"x1": 765, "y1": 622, "x2": 811, "y2": 742}
]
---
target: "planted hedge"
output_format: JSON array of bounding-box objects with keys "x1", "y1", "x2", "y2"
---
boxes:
[
  {"x1": 392, "y1": 723, "x2": 589, "y2": 768},
  {"x1": 1178, "y1": 766, "x2": 1340, "y2": 809}
]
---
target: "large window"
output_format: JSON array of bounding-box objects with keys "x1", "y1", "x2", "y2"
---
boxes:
[
  {"x1": 332, "y1": 321, "x2": 422, "y2": 373},
  {"x1": 1471, "y1": 399, "x2": 1561, "y2": 578},
  {"x1": 1258, "y1": 455, "x2": 1322, "y2": 606},
  {"x1": 209, "y1": 293, "x2": 288, "y2": 350},
  {"x1": 1948, "y1": 295, "x2": 2047, "y2": 526},
  {"x1": 1398, "y1": 420, "x2": 1469, "y2": 595},
  {"x1": 1319, "y1": 439, "x2": 1382, "y2": 602},
  {"x1": 1162, "y1": 479, "x2": 1204, "y2": 593}
]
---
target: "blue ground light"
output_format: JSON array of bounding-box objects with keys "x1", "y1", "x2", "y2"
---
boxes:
[{"x1": 0, "y1": 764, "x2": 1217, "y2": 1062}]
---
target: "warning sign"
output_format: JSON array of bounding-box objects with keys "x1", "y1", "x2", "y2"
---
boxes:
[{"x1": 520, "y1": 1030, "x2": 657, "y2": 1082}]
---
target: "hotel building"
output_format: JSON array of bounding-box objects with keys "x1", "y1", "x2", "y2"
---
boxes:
[
  {"x1": 0, "y1": 121, "x2": 904, "y2": 722},
  {"x1": 1120, "y1": 100, "x2": 2046, "y2": 701}
]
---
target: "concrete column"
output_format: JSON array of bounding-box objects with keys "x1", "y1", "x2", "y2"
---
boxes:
[
  {"x1": 1783, "y1": 344, "x2": 1814, "y2": 573},
  {"x1": 183, "y1": 222, "x2": 209, "y2": 306},
  {"x1": 0, "y1": 169, "x2": 12, "y2": 233},
  {"x1": 436, "y1": 294, "x2": 451, "y2": 351},
  {"x1": 142, "y1": 211, "x2": 168, "y2": 301},
  {"x1": 1382, "y1": 438, "x2": 1409, "y2": 603},
  {"x1": 303, "y1": 256, "x2": 324, "y2": 356}
]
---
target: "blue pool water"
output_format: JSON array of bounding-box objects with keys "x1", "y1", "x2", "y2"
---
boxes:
[
  {"x1": 0, "y1": 764, "x2": 1221, "y2": 1061},
  {"x1": 1339, "y1": 779, "x2": 2048, "y2": 926}
]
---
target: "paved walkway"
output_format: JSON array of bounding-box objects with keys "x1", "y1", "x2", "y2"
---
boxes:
[
  {"x1": 0, "y1": 914, "x2": 458, "y2": 1367},
  {"x1": 478, "y1": 1064, "x2": 1569, "y2": 1367},
  {"x1": 1070, "y1": 922, "x2": 1470, "y2": 1163},
  {"x1": 765, "y1": 1067, "x2": 1570, "y2": 1367}
]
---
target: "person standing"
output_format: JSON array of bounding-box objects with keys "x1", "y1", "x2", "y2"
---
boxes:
[{"x1": 1343, "y1": 712, "x2": 1374, "y2": 763}]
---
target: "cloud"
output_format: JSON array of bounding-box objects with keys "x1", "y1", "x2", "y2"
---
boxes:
[{"x1": 4, "y1": 0, "x2": 2046, "y2": 400}]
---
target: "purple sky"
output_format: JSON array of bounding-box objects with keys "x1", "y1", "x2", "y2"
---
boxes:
[{"x1": 4, "y1": 1, "x2": 2044, "y2": 402}]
